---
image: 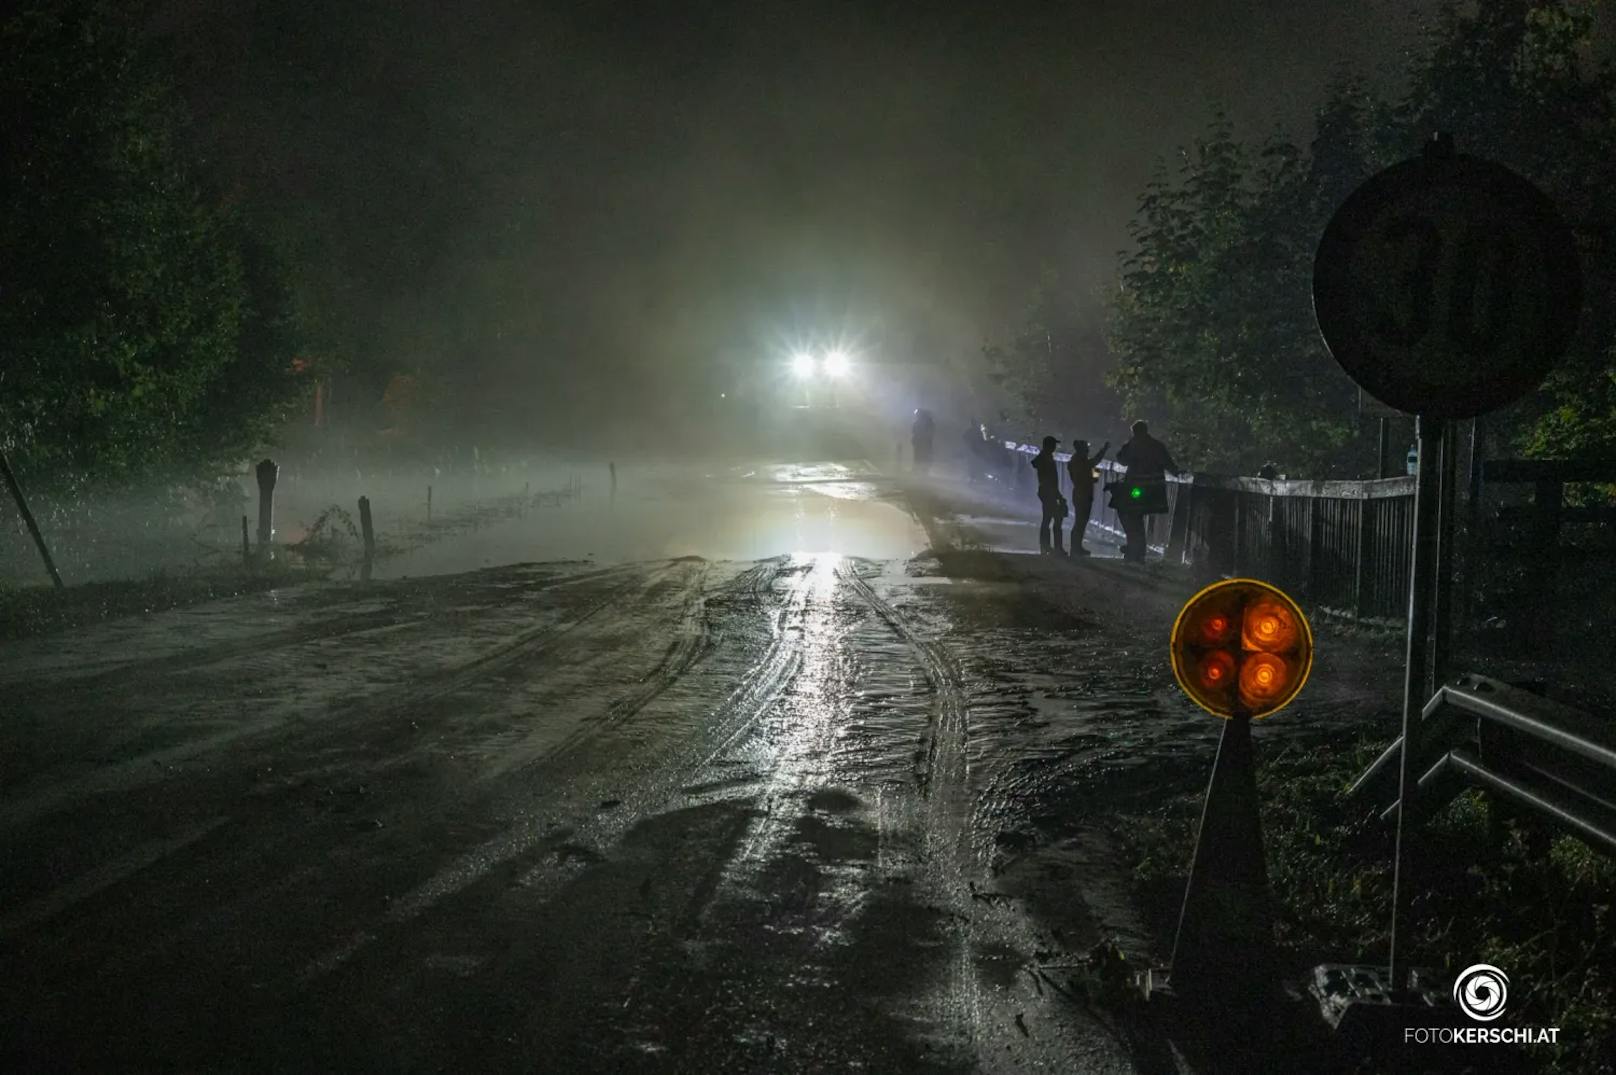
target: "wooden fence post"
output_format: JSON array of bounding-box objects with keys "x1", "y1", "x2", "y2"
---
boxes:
[
  {"x1": 1165, "y1": 478, "x2": 1193, "y2": 564},
  {"x1": 1306, "y1": 497, "x2": 1325, "y2": 598},
  {"x1": 255, "y1": 458, "x2": 278, "y2": 555},
  {"x1": 1354, "y1": 498, "x2": 1375, "y2": 620},
  {"x1": 358, "y1": 496, "x2": 376, "y2": 565},
  {"x1": 1266, "y1": 490, "x2": 1285, "y2": 583},
  {"x1": 1232, "y1": 491, "x2": 1248, "y2": 575},
  {"x1": 1205, "y1": 487, "x2": 1237, "y2": 575}
]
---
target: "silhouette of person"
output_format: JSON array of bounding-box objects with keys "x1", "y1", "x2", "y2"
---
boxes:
[
  {"x1": 963, "y1": 419, "x2": 983, "y2": 484},
  {"x1": 1066, "y1": 438, "x2": 1109, "y2": 557},
  {"x1": 911, "y1": 408, "x2": 935, "y2": 474},
  {"x1": 1114, "y1": 420, "x2": 1180, "y2": 562},
  {"x1": 1031, "y1": 435, "x2": 1066, "y2": 556}
]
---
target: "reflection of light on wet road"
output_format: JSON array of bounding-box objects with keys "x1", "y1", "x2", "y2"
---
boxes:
[{"x1": 733, "y1": 552, "x2": 848, "y2": 864}]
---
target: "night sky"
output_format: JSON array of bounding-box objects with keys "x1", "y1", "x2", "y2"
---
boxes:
[{"x1": 158, "y1": 0, "x2": 1442, "y2": 430}]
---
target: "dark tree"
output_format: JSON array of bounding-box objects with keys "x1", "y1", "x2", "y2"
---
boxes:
[
  {"x1": 1102, "y1": 0, "x2": 1616, "y2": 475},
  {"x1": 0, "y1": 1, "x2": 302, "y2": 487}
]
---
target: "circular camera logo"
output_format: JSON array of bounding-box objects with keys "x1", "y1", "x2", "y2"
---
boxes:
[{"x1": 1454, "y1": 964, "x2": 1510, "y2": 1022}]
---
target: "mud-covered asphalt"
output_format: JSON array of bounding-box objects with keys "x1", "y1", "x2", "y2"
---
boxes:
[{"x1": 0, "y1": 477, "x2": 1407, "y2": 1072}]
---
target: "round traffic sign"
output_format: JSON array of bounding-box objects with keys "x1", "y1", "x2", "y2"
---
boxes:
[
  {"x1": 1313, "y1": 141, "x2": 1581, "y2": 418},
  {"x1": 1170, "y1": 578, "x2": 1313, "y2": 720}
]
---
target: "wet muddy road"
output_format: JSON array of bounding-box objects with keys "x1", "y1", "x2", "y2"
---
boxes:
[{"x1": 1, "y1": 487, "x2": 1403, "y2": 1071}]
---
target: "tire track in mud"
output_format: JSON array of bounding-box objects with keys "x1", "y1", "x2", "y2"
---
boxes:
[
  {"x1": 692, "y1": 558, "x2": 810, "y2": 769},
  {"x1": 0, "y1": 562, "x2": 685, "y2": 837},
  {"x1": 840, "y1": 564, "x2": 1154, "y2": 1072},
  {"x1": 534, "y1": 561, "x2": 713, "y2": 764},
  {"x1": 347, "y1": 560, "x2": 689, "y2": 724},
  {"x1": 0, "y1": 562, "x2": 640, "y2": 699},
  {"x1": 297, "y1": 557, "x2": 808, "y2": 978},
  {"x1": 840, "y1": 565, "x2": 972, "y2": 828},
  {"x1": 2, "y1": 559, "x2": 745, "y2": 1017},
  {"x1": 839, "y1": 561, "x2": 988, "y2": 1060},
  {"x1": 472, "y1": 559, "x2": 735, "y2": 779},
  {"x1": 964, "y1": 646, "x2": 1210, "y2": 858},
  {"x1": 567, "y1": 554, "x2": 884, "y2": 1066},
  {"x1": 309, "y1": 558, "x2": 714, "y2": 793}
]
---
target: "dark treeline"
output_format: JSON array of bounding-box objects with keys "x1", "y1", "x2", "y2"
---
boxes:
[
  {"x1": 0, "y1": 0, "x2": 609, "y2": 492},
  {"x1": 989, "y1": 0, "x2": 1616, "y2": 479},
  {"x1": 0, "y1": 1, "x2": 302, "y2": 490}
]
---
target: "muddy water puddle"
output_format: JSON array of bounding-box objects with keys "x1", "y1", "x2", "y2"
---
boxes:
[{"x1": 370, "y1": 463, "x2": 926, "y2": 579}]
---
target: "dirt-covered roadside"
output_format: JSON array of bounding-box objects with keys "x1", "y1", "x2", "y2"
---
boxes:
[
  {"x1": 899, "y1": 477, "x2": 1615, "y2": 1073},
  {"x1": 0, "y1": 485, "x2": 558, "y2": 642}
]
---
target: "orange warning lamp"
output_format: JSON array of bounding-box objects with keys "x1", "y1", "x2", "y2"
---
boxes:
[{"x1": 1170, "y1": 578, "x2": 1313, "y2": 719}]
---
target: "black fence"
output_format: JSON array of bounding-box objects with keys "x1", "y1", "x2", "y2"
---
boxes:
[
  {"x1": 998, "y1": 442, "x2": 1420, "y2": 619},
  {"x1": 1093, "y1": 460, "x2": 1418, "y2": 619}
]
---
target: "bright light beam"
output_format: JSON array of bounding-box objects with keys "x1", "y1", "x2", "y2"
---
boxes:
[
  {"x1": 823, "y1": 349, "x2": 850, "y2": 377},
  {"x1": 791, "y1": 352, "x2": 817, "y2": 378}
]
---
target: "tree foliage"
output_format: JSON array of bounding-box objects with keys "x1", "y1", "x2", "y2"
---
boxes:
[
  {"x1": 976, "y1": 265, "x2": 1121, "y2": 446},
  {"x1": 0, "y1": 1, "x2": 303, "y2": 488},
  {"x1": 1104, "y1": 0, "x2": 1616, "y2": 475}
]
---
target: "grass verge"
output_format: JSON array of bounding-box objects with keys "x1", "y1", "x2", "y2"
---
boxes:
[{"x1": 1110, "y1": 728, "x2": 1616, "y2": 1073}]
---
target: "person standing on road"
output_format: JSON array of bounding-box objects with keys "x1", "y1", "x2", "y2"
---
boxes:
[
  {"x1": 1031, "y1": 435, "x2": 1066, "y2": 556},
  {"x1": 963, "y1": 419, "x2": 983, "y2": 484},
  {"x1": 911, "y1": 408, "x2": 935, "y2": 474},
  {"x1": 1065, "y1": 438, "x2": 1109, "y2": 557},
  {"x1": 1113, "y1": 420, "x2": 1180, "y2": 562}
]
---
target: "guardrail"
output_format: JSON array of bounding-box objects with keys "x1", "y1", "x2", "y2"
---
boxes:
[
  {"x1": 999, "y1": 440, "x2": 1418, "y2": 619},
  {"x1": 1346, "y1": 673, "x2": 1616, "y2": 856}
]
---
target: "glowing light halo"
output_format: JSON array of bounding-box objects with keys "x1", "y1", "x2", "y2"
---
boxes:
[{"x1": 1169, "y1": 577, "x2": 1314, "y2": 720}]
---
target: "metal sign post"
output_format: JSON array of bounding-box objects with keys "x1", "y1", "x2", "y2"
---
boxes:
[
  {"x1": 1388, "y1": 413, "x2": 1443, "y2": 993},
  {"x1": 1430, "y1": 421, "x2": 1461, "y2": 691},
  {"x1": 1313, "y1": 132, "x2": 1581, "y2": 1009}
]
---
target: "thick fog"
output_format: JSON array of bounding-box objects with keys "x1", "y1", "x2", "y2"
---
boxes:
[
  {"x1": 151, "y1": 0, "x2": 1441, "y2": 445},
  {"x1": 6, "y1": 0, "x2": 1456, "y2": 587}
]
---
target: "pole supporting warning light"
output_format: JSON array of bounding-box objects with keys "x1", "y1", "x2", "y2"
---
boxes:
[
  {"x1": 1170, "y1": 578, "x2": 1314, "y2": 720},
  {"x1": 1146, "y1": 577, "x2": 1314, "y2": 1003}
]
